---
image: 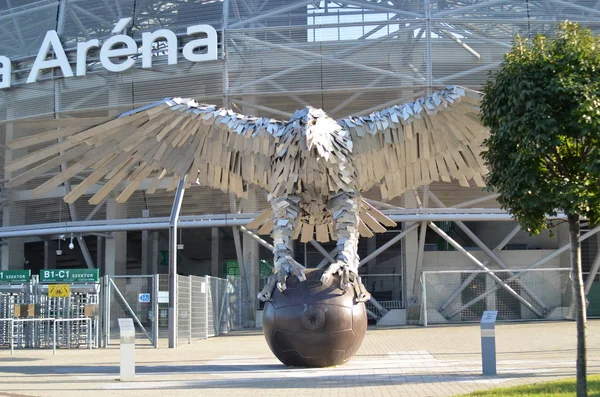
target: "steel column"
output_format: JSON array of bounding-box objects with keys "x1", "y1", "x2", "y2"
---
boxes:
[
  {"x1": 424, "y1": 0, "x2": 433, "y2": 93},
  {"x1": 168, "y1": 178, "x2": 186, "y2": 349},
  {"x1": 412, "y1": 187, "x2": 429, "y2": 295},
  {"x1": 153, "y1": 274, "x2": 159, "y2": 348}
]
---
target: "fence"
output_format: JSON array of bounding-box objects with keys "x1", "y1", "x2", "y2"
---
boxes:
[
  {"x1": 177, "y1": 275, "x2": 241, "y2": 344},
  {"x1": 421, "y1": 268, "x2": 573, "y2": 326},
  {"x1": 104, "y1": 275, "x2": 156, "y2": 346},
  {"x1": 105, "y1": 274, "x2": 242, "y2": 347}
]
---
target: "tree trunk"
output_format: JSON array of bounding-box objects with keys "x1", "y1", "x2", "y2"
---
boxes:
[{"x1": 568, "y1": 213, "x2": 587, "y2": 397}]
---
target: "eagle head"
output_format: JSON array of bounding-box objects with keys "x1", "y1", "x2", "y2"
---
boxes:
[{"x1": 289, "y1": 106, "x2": 347, "y2": 161}]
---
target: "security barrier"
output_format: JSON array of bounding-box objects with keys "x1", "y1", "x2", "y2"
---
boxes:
[{"x1": 0, "y1": 272, "x2": 99, "y2": 350}]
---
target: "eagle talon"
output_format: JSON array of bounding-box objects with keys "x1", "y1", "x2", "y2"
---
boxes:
[
  {"x1": 258, "y1": 274, "x2": 277, "y2": 302},
  {"x1": 273, "y1": 257, "x2": 306, "y2": 292}
]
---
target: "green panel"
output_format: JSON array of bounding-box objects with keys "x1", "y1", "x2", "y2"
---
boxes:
[
  {"x1": 0, "y1": 270, "x2": 30, "y2": 283},
  {"x1": 40, "y1": 269, "x2": 99, "y2": 283},
  {"x1": 587, "y1": 282, "x2": 600, "y2": 317},
  {"x1": 223, "y1": 260, "x2": 273, "y2": 277}
]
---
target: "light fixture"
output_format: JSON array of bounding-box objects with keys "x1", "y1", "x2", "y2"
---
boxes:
[
  {"x1": 57, "y1": 234, "x2": 64, "y2": 256},
  {"x1": 177, "y1": 229, "x2": 184, "y2": 250},
  {"x1": 68, "y1": 233, "x2": 75, "y2": 250}
]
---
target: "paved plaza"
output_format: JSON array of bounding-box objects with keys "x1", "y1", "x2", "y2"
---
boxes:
[{"x1": 0, "y1": 320, "x2": 599, "y2": 397}]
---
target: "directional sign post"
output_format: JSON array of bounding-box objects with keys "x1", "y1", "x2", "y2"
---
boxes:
[
  {"x1": 48, "y1": 284, "x2": 71, "y2": 298},
  {"x1": 118, "y1": 318, "x2": 135, "y2": 381},
  {"x1": 481, "y1": 310, "x2": 498, "y2": 376},
  {"x1": 40, "y1": 269, "x2": 99, "y2": 283},
  {"x1": 0, "y1": 270, "x2": 30, "y2": 283}
]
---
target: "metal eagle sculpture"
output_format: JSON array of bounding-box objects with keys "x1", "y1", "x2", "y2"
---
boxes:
[{"x1": 6, "y1": 86, "x2": 487, "y2": 303}]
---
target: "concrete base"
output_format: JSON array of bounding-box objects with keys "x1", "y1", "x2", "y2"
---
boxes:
[
  {"x1": 255, "y1": 310, "x2": 263, "y2": 329},
  {"x1": 376, "y1": 309, "x2": 407, "y2": 326},
  {"x1": 425, "y1": 309, "x2": 450, "y2": 325},
  {"x1": 547, "y1": 306, "x2": 572, "y2": 320},
  {"x1": 406, "y1": 305, "x2": 421, "y2": 324}
]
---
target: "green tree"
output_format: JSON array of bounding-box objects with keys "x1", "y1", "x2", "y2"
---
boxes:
[{"x1": 480, "y1": 22, "x2": 600, "y2": 397}]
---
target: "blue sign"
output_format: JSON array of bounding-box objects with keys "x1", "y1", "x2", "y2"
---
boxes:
[{"x1": 138, "y1": 293, "x2": 151, "y2": 303}]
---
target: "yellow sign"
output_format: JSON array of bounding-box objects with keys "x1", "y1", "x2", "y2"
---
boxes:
[{"x1": 48, "y1": 284, "x2": 70, "y2": 298}]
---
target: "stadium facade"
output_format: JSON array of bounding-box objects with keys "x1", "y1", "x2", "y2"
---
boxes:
[{"x1": 0, "y1": 0, "x2": 599, "y2": 327}]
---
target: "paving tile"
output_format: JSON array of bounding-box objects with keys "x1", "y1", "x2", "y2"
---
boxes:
[{"x1": 0, "y1": 321, "x2": 598, "y2": 396}]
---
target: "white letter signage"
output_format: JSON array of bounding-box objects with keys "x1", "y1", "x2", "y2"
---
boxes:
[
  {"x1": 142, "y1": 29, "x2": 178, "y2": 68},
  {"x1": 100, "y1": 34, "x2": 137, "y2": 72},
  {"x1": 183, "y1": 24, "x2": 218, "y2": 63},
  {"x1": 0, "y1": 56, "x2": 10, "y2": 89},
  {"x1": 1, "y1": 20, "x2": 218, "y2": 90},
  {"x1": 27, "y1": 30, "x2": 74, "y2": 84}
]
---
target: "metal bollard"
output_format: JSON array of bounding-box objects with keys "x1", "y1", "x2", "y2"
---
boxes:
[
  {"x1": 480, "y1": 310, "x2": 498, "y2": 376},
  {"x1": 118, "y1": 318, "x2": 135, "y2": 381}
]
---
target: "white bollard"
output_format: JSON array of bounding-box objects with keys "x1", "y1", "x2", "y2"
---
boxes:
[
  {"x1": 118, "y1": 318, "x2": 135, "y2": 381},
  {"x1": 480, "y1": 310, "x2": 498, "y2": 376}
]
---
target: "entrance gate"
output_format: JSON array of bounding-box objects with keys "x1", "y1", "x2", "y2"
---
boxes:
[
  {"x1": 104, "y1": 275, "x2": 158, "y2": 347},
  {"x1": 104, "y1": 275, "x2": 242, "y2": 347},
  {"x1": 1, "y1": 275, "x2": 100, "y2": 350}
]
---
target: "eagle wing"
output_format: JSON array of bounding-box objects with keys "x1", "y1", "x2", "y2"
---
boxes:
[
  {"x1": 338, "y1": 86, "x2": 488, "y2": 200},
  {"x1": 7, "y1": 98, "x2": 282, "y2": 204}
]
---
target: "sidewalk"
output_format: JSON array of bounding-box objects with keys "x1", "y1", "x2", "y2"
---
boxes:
[{"x1": 1, "y1": 320, "x2": 598, "y2": 397}]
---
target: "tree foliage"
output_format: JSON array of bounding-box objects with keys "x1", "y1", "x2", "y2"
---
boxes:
[
  {"x1": 481, "y1": 21, "x2": 600, "y2": 397},
  {"x1": 481, "y1": 22, "x2": 600, "y2": 233}
]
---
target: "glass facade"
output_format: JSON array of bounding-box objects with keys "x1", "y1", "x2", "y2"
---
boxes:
[{"x1": 1, "y1": 1, "x2": 599, "y2": 318}]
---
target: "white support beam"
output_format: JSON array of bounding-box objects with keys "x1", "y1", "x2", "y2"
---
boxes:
[
  {"x1": 229, "y1": 0, "x2": 314, "y2": 28},
  {"x1": 84, "y1": 199, "x2": 107, "y2": 221},
  {"x1": 585, "y1": 249, "x2": 600, "y2": 295},
  {"x1": 364, "y1": 199, "x2": 403, "y2": 210},
  {"x1": 317, "y1": 248, "x2": 338, "y2": 269},
  {"x1": 447, "y1": 225, "x2": 600, "y2": 318},
  {"x1": 330, "y1": 75, "x2": 386, "y2": 115},
  {"x1": 0, "y1": 210, "x2": 580, "y2": 239},
  {"x1": 233, "y1": 34, "x2": 424, "y2": 85},
  {"x1": 427, "y1": 190, "x2": 548, "y2": 311},
  {"x1": 433, "y1": 0, "x2": 511, "y2": 17},
  {"x1": 231, "y1": 99, "x2": 293, "y2": 118},
  {"x1": 428, "y1": 221, "x2": 544, "y2": 318},
  {"x1": 438, "y1": 224, "x2": 521, "y2": 312},
  {"x1": 359, "y1": 223, "x2": 420, "y2": 267},
  {"x1": 341, "y1": 0, "x2": 422, "y2": 18},
  {"x1": 229, "y1": 29, "x2": 425, "y2": 93},
  {"x1": 240, "y1": 226, "x2": 274, "y2": 252},
  {"x1": 309, "y1": 240, "x2": 337, "y2": 264},
  {"x1": 455, "y1": 194, "x2": 501, "y2": 209},
  {"x1": 547, "y1": 0, "x2": 600, "y2": 16}
]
